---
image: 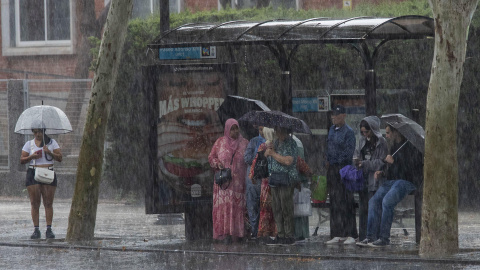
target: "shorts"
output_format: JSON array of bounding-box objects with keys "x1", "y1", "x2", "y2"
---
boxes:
[{"x1": 26, "y1": 168, "x2": 57, "y2": 187}]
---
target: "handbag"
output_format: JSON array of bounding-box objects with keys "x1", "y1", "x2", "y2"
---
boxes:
[
  {"x1": 294, "y1": 188, "x2": 312, "y2": 217},
  {"x1": 34, "y1": 167, "x2": 55, "y2": 184},
  {"x1": 252, "y1": 151, "x2": 269, "y2": 181},
  {"x1": 215, "y1": 153, "x2": 235, "y2": 188},
  {"x1": 340, "y1": 165, "x2": 365, "y2": 191},
  {"x1": 268, "y1": 171, "x2": 290, "y2": 187},
  {"x1": 215, "y1": 168, "x2": 231, "y2": 186}
]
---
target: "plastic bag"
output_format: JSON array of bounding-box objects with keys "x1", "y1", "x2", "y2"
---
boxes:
[
  {"x1": 293, "y1": 188, "x2": 312, "y2": 217},
  {"x1": 311, "y1": 175, "x2": 327, "y2": 202}
]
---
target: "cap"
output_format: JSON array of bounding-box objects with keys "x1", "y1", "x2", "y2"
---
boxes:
[{"x1": 331, "y1": 104, "x2": 346, "y2": 115}]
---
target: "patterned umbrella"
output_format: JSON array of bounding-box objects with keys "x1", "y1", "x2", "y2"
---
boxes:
[{"x1": 238, "y1": 110, "x2": 312, "y2": 134}]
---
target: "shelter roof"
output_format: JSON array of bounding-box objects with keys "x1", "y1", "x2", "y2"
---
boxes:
[{"x1": 148, "y1": 15, "x2": 434, "y2": 48}]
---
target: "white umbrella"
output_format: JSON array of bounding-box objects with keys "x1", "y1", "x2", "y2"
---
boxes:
[{"x1": 14, "y1": 105, "x2": 73, "y2": 135}]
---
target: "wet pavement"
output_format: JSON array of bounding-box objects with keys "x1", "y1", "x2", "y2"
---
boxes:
[{"x1": 1, "y1": 196, "x2": 480, "y2": 269}]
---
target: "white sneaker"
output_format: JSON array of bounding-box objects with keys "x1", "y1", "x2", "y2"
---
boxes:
[
  {"x1": 343, "y1": 237, "x2": 356, "y2": 245},
  {"x1": 325, "y1": 237, "x2": 346, "y2": 244}
]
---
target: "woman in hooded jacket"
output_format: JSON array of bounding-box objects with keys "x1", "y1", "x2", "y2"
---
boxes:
[{"x1": 353, "y1": 116, "x2": 388, "y2": 241}]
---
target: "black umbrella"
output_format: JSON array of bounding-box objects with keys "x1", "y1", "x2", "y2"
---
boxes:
[
  {"x1": 238, "y1": 110, "x2": 312, "y2": 134},
  {"x1": 381, "y1": 113, "x2": 425, "y2": 154},
  {"x1": 217, "y1": 95, "x2": 270, "y2": 139}
]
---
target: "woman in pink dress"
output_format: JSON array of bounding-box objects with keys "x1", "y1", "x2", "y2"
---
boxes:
[{"x1": 209, "y1": 118, "x2": 248, "y2": 243}]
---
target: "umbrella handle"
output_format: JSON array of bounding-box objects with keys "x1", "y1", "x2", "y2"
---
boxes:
[{"x1": 391, "y1": 141, "x2": 408, "y2": 157}]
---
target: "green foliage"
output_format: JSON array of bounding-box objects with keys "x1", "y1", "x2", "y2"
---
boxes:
[{"x1": 88, "y1": 36, "x2": 102, "y2": 71}]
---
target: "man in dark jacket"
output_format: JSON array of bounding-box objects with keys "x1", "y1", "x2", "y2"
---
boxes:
[
  {"x1": 325, "y1": 105, "x2": 357, "y2": 245},
  {"x1": 357, "y1": 124, "x2": 423, "y2": 247}
]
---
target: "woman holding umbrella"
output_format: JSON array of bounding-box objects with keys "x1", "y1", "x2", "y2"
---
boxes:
[
  {"x1": 20, "y1": 128, "x2": 62, "y2": 239},
  {"x1": 265, "y1": 127, "x2": 298, "y2": 245}
]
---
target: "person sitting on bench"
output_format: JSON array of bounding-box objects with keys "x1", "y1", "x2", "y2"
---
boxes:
[{"x1": 357, "y1": 124, "x2": 423, "y2": 247}]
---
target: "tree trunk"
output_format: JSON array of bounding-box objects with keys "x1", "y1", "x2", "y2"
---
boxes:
[
  {"x1": 62, "y1": 1, "x2": 110, "y2": 155},
  {"x1": 66, "y1": 0, "x2": 133, "y2": 242},
  {"x1": 420, "y1": 0, "x2": 478, "y2": 257}
]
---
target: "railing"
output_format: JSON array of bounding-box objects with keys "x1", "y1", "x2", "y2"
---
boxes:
[{"x1": 0, "y1": 79, "x2": 92, "y2": 172}]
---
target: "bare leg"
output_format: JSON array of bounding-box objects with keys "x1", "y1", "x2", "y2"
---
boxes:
[
  {"x1": 27, "y1": 185, "x2": 42, "y2": 226},
  {"x1": 40, "y1": 185, "x2": 56, "y2": 226}
]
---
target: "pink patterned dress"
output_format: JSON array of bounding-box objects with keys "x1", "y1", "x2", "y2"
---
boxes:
[{"x1": 208, "y1": 120, "x2": 248, "y2": 240}]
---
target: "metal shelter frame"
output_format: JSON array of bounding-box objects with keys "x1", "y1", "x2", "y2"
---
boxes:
[{"x1": 147, "y1": 15, "x2": 434, "y2": 115}]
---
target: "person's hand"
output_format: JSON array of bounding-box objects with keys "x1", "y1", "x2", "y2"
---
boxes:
[
  {"x1": 31, "y1": 152, "x2": 41, "y2": 160},
  {"x1": 266, "y1": 142, "x2": 273, "y2": 149},
  {"x1": 385, "y1": 155, "x2": 394, "y2": 164},
  {"x1": 265, "y1": 148, "x2": 274, "y2": 157},
  {"x1": 43, "y1": 146, "x2": 52, "y2": 155},
  {"x1": 354, "y1": 158, "x2": 362, "y2": 168},
  {"x1": 374, "y1": 171, "x2": 383, "y2": 180},
  {"x1": 295, "y1": 182, "x2": 301, "y2": 191},
  {"x1": 217, "y1": 163, "x2": 224, "y2": 170}
]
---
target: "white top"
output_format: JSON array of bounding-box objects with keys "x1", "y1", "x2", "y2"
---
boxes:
[{"x1": 22, "y1": 139, "x2": 60, "y2": 166}]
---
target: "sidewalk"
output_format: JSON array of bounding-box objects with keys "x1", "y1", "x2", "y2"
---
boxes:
[{"x1": 1, "y1": 196, "x2": 480, "y2": 269}]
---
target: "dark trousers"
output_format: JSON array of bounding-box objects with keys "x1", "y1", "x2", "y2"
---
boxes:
[
  {"x1": 271, "y1": 186, "x2": 295, "y2": 239},
  {"x1": 327, "y1": 165, "x2": 358, "y2": 239}
]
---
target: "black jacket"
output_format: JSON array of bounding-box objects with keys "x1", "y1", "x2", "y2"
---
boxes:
[{"x1": 385, "y1": 140, "x2": 423, "y2": 188}]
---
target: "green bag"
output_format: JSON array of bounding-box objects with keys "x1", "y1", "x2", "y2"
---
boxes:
[{"x1": 311, "y1": 175, "x2": 327, "y2": 202}]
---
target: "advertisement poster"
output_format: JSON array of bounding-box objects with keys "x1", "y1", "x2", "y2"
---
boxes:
[{"x1": 155, "y1": 64, "x2": 232, "y2": 208}]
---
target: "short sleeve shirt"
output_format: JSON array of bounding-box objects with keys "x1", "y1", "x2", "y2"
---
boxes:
[
  {"x1": 268, "y1": 136, "x2": 298, "y2": 179},
  {"x1": 22, "y1": 139, "x2": 60, "y2": 166}
]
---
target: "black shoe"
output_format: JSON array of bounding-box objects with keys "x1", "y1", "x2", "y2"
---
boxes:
[
  {"x1": 30, "y1": 228, "x2": 41, "y2": 239},
  {"x1": 283, "y1": 237, "x2": 296, "y2": 245},
  {"x1": 222, "y1": 236, "x2": 232, "y2": 244},
  {"x1": 258, "y1": 237, "x2": 268, "y2": 245},
  {"x1": 356, "y1": 238, "x2": 374, "y2": 247},
  {"x1": 266, "y1": 237, "x2": 280, "y2": 246},
  {"x1": 368, "y1": 238, "x2": 390, "y2": 248},
  {"x1": 46, "y1": 228, "x2": 55, "y2": 239}
]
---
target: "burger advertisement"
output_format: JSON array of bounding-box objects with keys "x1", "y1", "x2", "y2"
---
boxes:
[{"x1": 156, "y1": 65, "x2": 229, "y2": 202}]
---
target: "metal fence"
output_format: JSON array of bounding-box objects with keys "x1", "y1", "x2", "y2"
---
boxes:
[
  {"x1": 0, "y1": 79, "x2": 92, "y2": 172},
  {"x1": 0, "y1": 81, "x2": 8, "y2": 169}
]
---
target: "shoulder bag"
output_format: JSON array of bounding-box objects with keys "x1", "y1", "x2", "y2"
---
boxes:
[
  {"x1": 30, "y1": 140, "x2": 55, "y2": 184},
  {"x1": 252, "y1": 150, "x2": 269, "y2": 181},
  {"x1": 215, "y1": 152, "x2": 235, "y2": 189}
]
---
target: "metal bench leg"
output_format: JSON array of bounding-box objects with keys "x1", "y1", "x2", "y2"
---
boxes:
[{"x1": 415, "y1": 190, "x2": 423, "y2": 243}]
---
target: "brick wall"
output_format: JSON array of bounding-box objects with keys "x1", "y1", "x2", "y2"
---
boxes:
[
  {"x1": 0, "y1": 0, "x2": 105, "y2": 80},
  {"x1": 302, "y1": 0, "x2": 406, "y2": 11},
  {"x1": 184, "y1": 0, "x2": 219, "y2": 11}
]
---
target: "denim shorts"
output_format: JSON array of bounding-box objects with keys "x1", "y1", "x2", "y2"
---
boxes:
[{"x1": 26, "y1": 168, "x2": 57, "y2": 187}]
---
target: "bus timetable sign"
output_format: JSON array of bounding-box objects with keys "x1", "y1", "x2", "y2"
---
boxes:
[{"x1": 159, "y1": 46, "x2": 217, "y2": 60}]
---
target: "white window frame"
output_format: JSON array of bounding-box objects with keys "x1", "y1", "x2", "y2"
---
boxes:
[{"x1": 1, "y1": 0, "x2": 75, "y2": 56}]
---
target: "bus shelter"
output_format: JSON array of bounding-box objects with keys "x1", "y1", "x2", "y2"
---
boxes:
[
  {"x1": 147, "y1": 16, "x2": 434, "y2": 115},
  {"x1": 144, "y1": 16, "x2": 434, "y2": 241}
]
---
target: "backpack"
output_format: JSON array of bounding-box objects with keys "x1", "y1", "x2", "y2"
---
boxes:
[{"x1": 252, "y1": 150, "x2": 269, "y2": 181}]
